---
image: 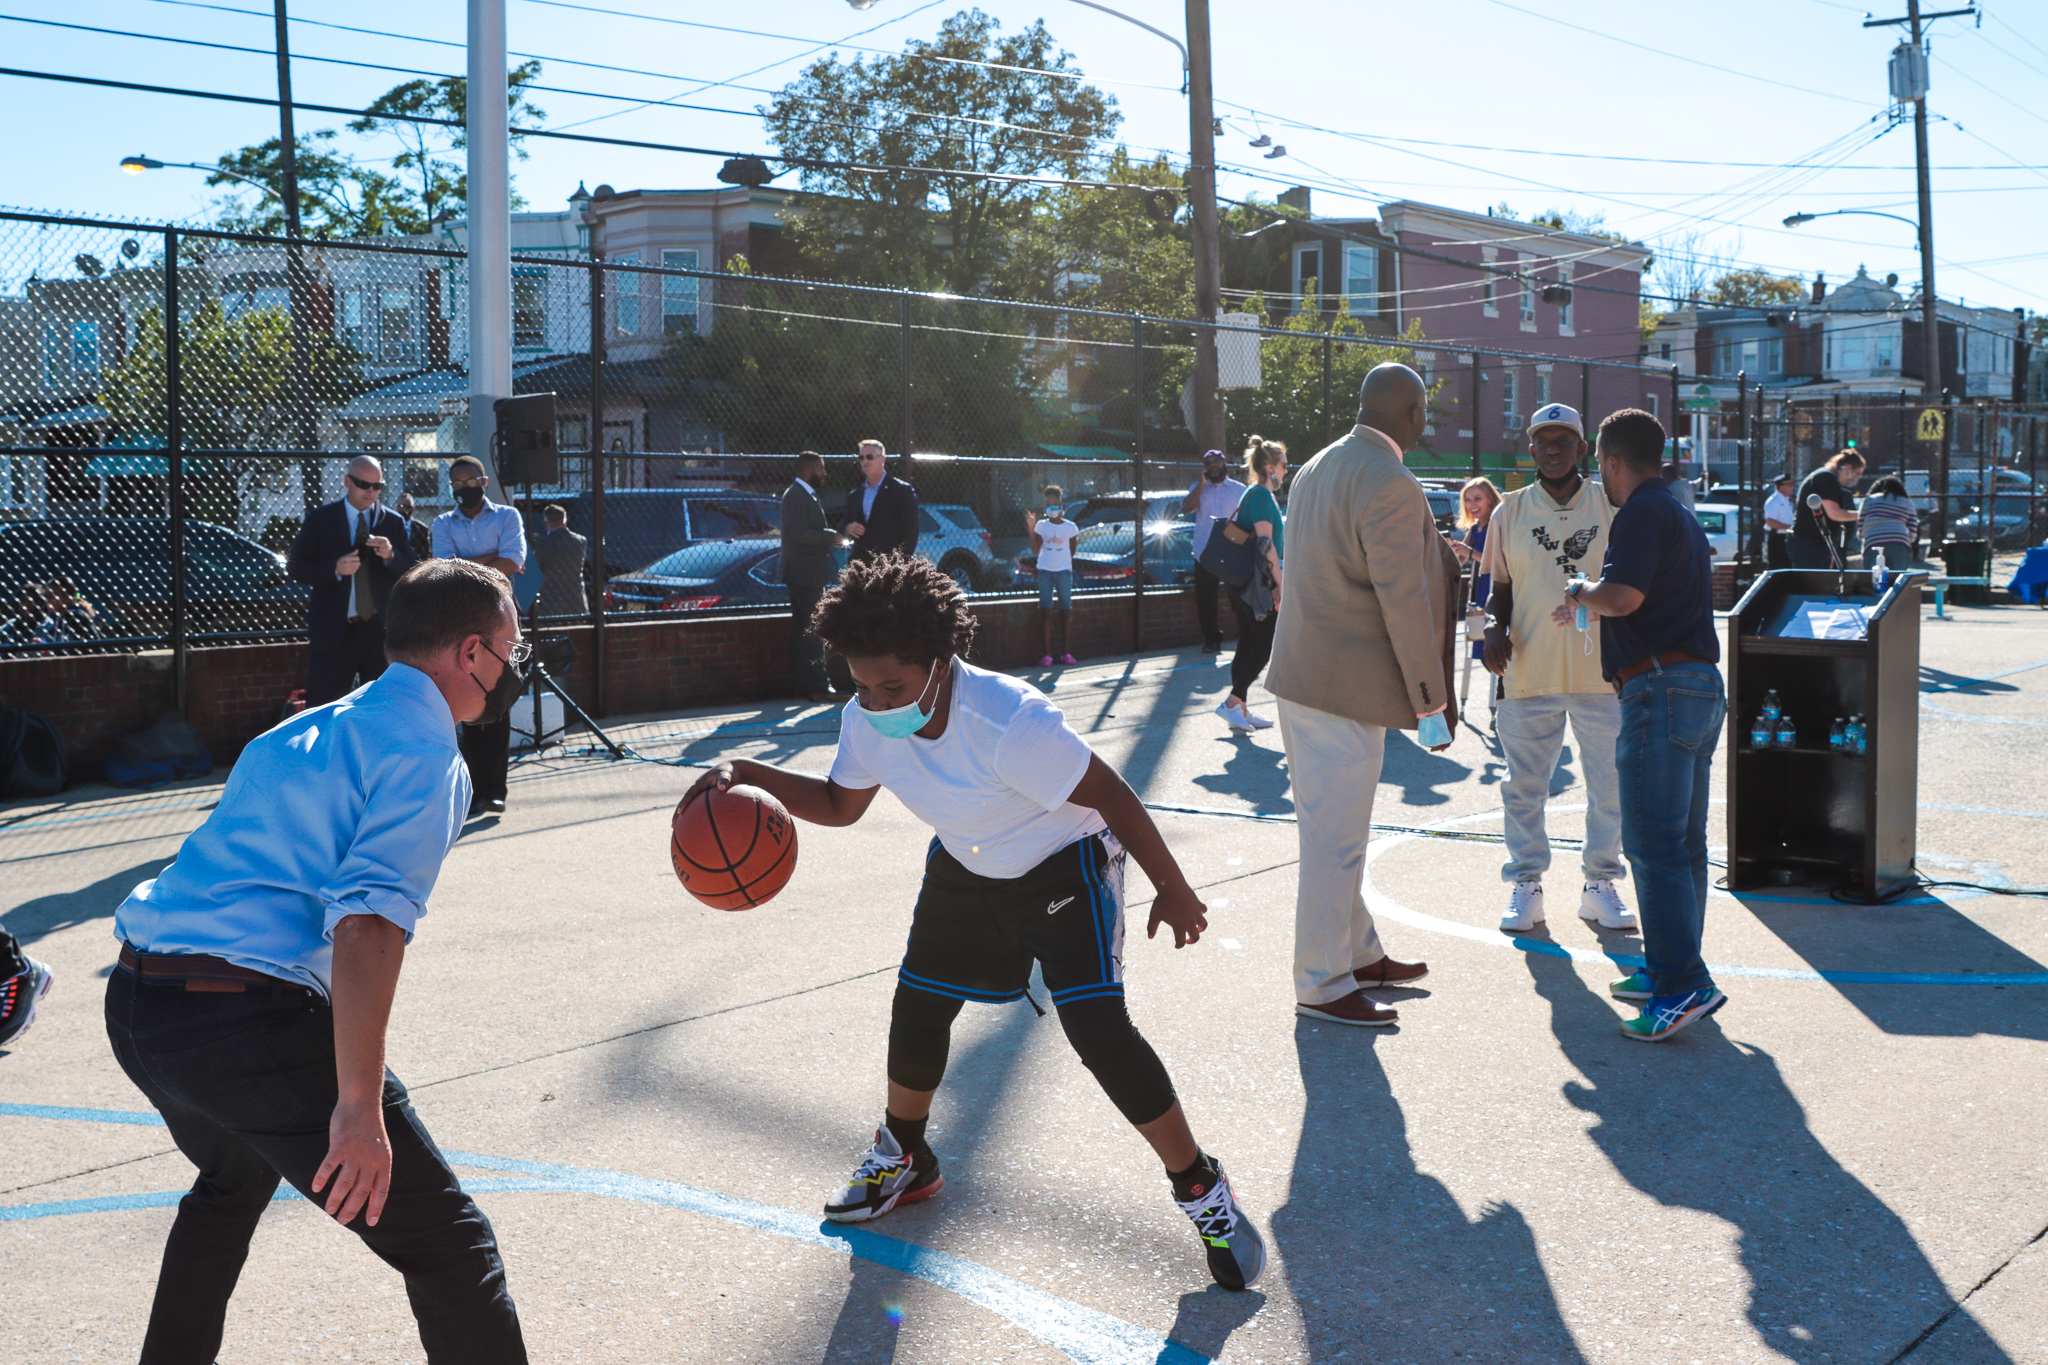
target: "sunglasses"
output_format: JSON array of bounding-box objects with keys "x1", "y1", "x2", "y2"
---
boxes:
[{"x1": 348, "y1": 475, "x2": 385, "y2": 491}]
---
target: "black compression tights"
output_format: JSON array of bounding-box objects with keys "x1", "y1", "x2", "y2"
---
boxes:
[{"x1": 885, "y1": 983, "x2": 1177, "y2": 1127}]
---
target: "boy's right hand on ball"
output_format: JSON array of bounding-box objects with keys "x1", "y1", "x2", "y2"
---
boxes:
[{"x1": 685, "y1": 763, "x2": 734, "y2": 804}]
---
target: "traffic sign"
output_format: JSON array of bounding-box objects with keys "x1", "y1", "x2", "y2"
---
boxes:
[
  {"x1": 1916, "y1": 407, "x2": 1946, "y2": 442},
  {"x1": 1682, "y1": 395, "x2": 1719, "y2": 412}
]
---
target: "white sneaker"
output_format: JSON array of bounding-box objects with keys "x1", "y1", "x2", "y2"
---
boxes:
[
  {"x1": 1499, "y1": 881, "x2": 1544, "y2": 933},
  {"x1": 1579, "y1": 880, "x2": 1638, "y2": 930},
  {"x1": 1214, "y1": 699, "x2": 1253, "y2": 732},
  {"x1": 1238, "y1": 705, "x2": 1274, "y2": 730}
]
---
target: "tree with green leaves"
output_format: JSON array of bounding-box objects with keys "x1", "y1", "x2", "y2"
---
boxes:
[
  {"x1": 1704, "y1": 268, "x2": 1806, "y2": 307},
  {"x1": 763, "y1": 10, "x2": 1120, "y2": 296},
  {"x1": 207, "y1": 130, "x2": 420, "y2": 238},
  {"x1": 98, "y1": 300, "x2": 366, "y2": 451},
  {"x1": 348, "y1": 62, "x2": 547, "y2": 222}
]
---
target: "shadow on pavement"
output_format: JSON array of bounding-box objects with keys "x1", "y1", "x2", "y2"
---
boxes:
[
  {"x1": 1380, "y1": 731, "x2": 1475, "y2": 809},
  {"x1": 1735, "y1": 894, "x2": 2048, "y2": 1042},
  {"x1": 1524, "y1": 951, "x2": 2012, "y2": 1362},
  {"x1": 1189, "y1": 732, "x2": 1292, "y2": 812},
  {"x1": 2, "y1": 856, "x2": 170, "y2": 947},
  {"x1": 1918, "y1": 666, "x2": 2023, "y2": 696},
  {"x1": 1273, "y1": 1024, "x2": 1586, "y2": 1364}
]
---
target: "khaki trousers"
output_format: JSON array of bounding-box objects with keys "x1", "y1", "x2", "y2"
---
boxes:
[{"x1": 1277, "y1": 698, "x2": 1389, "y2": 1005}]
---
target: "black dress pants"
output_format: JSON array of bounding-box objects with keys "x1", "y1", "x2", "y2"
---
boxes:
[
  {"x1": 104, "y1": 966, "x2": 527, "y2": 1365},
  {"x1": 1191, "y1": 563, "x2": 1224, "y2": 649},
  {"x1": 787, "y1": 578, "x2": 830, "y2": 694},
  {"x1": 305, "y1": 617, "x2": 389, "y2": 707},
  {"x1": 460, "y1": 716, "x2": 512, "y2": 803}
]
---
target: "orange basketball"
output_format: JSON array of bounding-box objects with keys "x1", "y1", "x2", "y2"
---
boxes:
[{"x1": 670, "y1": 783, "x2": 799, "y2": 910}]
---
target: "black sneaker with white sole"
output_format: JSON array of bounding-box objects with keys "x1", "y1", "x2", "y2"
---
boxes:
[
  {"x1": 1174, "y1": 1156, "x2": 1266, "y2": 1290},
  {"x1": 0, "y1": 957, "x2": 53, "y2": 1049},
  {"x1": 823, "y1": 1125, "x2": 944, "y2": 1223}
]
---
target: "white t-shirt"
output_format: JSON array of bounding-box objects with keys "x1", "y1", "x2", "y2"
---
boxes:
[
  {"x1": 829, "y1": 659, "x2": 1104, "y2": 880},
  {"x1": 1764, "y1": 489, "x2": 1796, "y2": 531},
  {"x1": 1034, "y1": 517, "x2": 1079, "y2": 573},
  {"x1": 1189, "y1": 476, "x2": 1248, "y2": 556},
  {"x1": 1483, "y1": 477, "x2": 1615, "y2": 699}
]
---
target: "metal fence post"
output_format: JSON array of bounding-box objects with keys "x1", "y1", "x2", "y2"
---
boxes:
[
  {"x1": 1581, "y1": 362, "x2": 1593, "y2": 478},
  {"x1": 1936, "y1": 388, "x2": 1954, "y2": 546},
  {"x1": 1132, "y1": 314, "x2": 1146, "y2": 651},
  {"x1": 1469, "y1": 352, "x2": 1482, "y2": 479},
  {"x1": 166, "y1": 227, "x2": 188, "y2": 713},
  {"x1": 899, "y1": 292, "x2": 914, "y2": 460},
  {"x1": 588, "y1": 258, "x2": 608, "y2": 716},
  {"x1": 1737, "y1": 370, "x2": 1751, "y2": 567},
  {"x1": 1321, "y1": 332, "x2": 1333, "y2": 446}
]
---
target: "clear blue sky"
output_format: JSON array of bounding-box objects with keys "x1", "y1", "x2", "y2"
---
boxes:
[{"x1": 4, "y1": 0, "x2": 2044, "y2": 343}]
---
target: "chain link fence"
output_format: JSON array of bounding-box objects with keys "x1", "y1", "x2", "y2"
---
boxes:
[{"x1": 2, "y1": 208, "x2": 1710, "y2": 669}]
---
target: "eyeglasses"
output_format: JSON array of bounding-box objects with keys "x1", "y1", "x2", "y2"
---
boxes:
[
  {"x1": 451, "y1": 476, "x2": 484, "y2": 489},
  {"x1": 485, "y1": 636, "x2": 533, "y2": 666},
  {"x1": 348, "y1": 475, "x2": 385, "y2": 491},
  {"x1": 858, "y1": 453, "x2": 885, "y2": 463}
]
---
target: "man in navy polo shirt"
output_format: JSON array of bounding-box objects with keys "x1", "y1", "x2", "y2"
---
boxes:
[{"x1": 1555, "y1": 409, "x2": 1728, "y2": 1042}]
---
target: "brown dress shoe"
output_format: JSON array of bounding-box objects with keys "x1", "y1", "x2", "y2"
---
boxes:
[
  {"x1": 1295, "y1": 990, "x2": 1399, "y2": 1027},
  {"x1": 1354, "y1": 957, "x2": 1429, "y2": 989}
]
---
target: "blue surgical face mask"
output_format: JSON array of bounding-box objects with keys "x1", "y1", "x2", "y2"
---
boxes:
[
  {"x1": 860, "y1": 658, "x2": 947, "y2": 740},
  {"x1": 1045, "y1": 505, "x2": 1063, "y2": 519}
]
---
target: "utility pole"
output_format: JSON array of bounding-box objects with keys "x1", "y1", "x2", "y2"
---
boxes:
[
  {"x1": 273, "y1": 1, "x2": 320, "y2": 513},
  {"x1": 468, "y1": 0, "x2": 512, "y2": 481},
  {"x1": 1185, "y1": 0, "x2": 1224, "y2": 452},
  {"x1": 1865, "y1": 0, "x2": 1970, "y2": 396}
]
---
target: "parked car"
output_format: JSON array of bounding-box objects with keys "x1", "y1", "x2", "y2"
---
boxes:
[
  {"x1": 1423, "y1": 487, "x2": 1459, "y2": 531},
  {"x1": 602, "y1": 539, "x2": 792, "y2": 614},
  {"x1": 920, "y1": 503, "x2": 1008, "y2": 590},
  {"x1": 1067, "y1": 492, "x2": 1187, "y2": 530},
  {"x1": 1950, "y1": 501, "x2": 2035, "y2": 547},
  {"x1": 534, "y1": 488, "x2": 781, "y2": 578},
  {"x1": 0, "y1": 517, "x2": 308, "y2": 642},
  {"x1": 1692, "y1": 502, "x2": 1741, "y2": 560},
  {"x1": 1014, "y1": 519, "x2": 1196, "y2": 590}
]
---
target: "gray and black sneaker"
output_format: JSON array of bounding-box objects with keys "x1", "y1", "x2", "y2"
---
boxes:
[
  {"x1": 0, "y1": 957, "x2": 53, "y2": 1049},
  {"x1": 1174, "y1": 1157, "x2": 1266, "y2": 1290},
  {"x1": 823, "y1": 1125, "x2": 943, "y2": 1223}
]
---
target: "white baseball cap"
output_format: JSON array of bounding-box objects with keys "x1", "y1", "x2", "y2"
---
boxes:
[{"x1": 1527, "y1": 403, "x2": 1583, "y2": 437}]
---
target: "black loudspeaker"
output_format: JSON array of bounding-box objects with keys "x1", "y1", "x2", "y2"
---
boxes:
[{"x1": 494, "y1": 392, "x2": 559, "y2": 485}]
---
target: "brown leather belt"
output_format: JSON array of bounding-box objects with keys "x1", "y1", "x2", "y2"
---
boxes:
[
  {"x1": 117, "y1": 944, "x2": 311, "y2": 994},
  {"x1": 1612, "y1": 650, "x2": 1714, "y2": 688}
]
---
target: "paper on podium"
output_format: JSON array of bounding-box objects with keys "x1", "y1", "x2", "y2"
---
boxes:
[{"x1": 1777, "y1": 600, "x2": 1870, "y2": 640}]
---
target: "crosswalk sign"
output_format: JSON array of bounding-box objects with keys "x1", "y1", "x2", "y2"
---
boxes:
[{"x1": 1916, "y1": 407, "x2": 1945, "y2": 442}]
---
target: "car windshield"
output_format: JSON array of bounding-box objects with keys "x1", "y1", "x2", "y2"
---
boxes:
[
  {"x1": 639, "y1": 541, "x2": 763, "y2": 578},
  {"x1": 1696, "y1": 510, "x2": 1727, "y2": 534},
  {"x1": 932, "y1": 504, "x2": 982, "y2": 529}
]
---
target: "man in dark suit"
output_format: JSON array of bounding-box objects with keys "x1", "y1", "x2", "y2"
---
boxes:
[
  {"x1": 531, "y1": 504, "x2": 593, "y2": 620},
  {"x1": 394, "y1": 492, "x2": 434, "y2": 562},
  {"x1": 842, "y1": 439, "x2": 919, "y2": 564},
  {"x1": 288, "y1": 455, "x2": 418, "y2": 705},
  {"x1": 781, "y1": 452, "x2": 842, "y2": 703}
]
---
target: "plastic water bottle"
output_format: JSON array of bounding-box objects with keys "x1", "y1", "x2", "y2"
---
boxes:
[
  {"x1": 1851, "y1": 715, "x2": 1868, "y2": 755},
  {"x1": 1751, "y1": 713, "x2": 1774, "y2": 750},
  {"x1": 1760, "y1": 689, "x2": 1783, "y2": 722},
  {"x1": 1575, "y1": 602, "x2": 1590, "y2": 632},
  {"x1": 1829, "y1": 717, "x2": 1846, "y2": 752},
  {"x1": 1775, "y1": 714, "x2": 1798, "y2": 749}
]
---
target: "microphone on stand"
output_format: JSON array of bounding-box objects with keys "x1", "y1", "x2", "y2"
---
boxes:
[{"x1": 1806, "y1": 493, "x2": 1850, "y2": 596}]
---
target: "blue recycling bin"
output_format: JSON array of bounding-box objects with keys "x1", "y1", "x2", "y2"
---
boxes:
[{"x1": 2007, "y1": 545, "x2": 2048, "y2": 606}]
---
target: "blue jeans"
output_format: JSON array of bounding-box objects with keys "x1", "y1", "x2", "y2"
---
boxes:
[
  {"x1": 106, "y1": 964, "x2": 528, "y2": 1364},
  {"x1": 1614, "y1": 661, "x2": 1726, "y2": 996},
  {"x1": 1037, "y1": 567, "x2": 1073, "y2": 611}
]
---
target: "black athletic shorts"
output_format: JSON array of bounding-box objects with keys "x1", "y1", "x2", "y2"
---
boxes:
[{"x1": 898, "y1": 831, "x2": 1128, "y2": 1009}]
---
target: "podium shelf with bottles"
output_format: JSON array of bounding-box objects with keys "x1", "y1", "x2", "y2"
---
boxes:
[{"x1": 1726, "y1": 569, "x2": 1923, "y2": 900}]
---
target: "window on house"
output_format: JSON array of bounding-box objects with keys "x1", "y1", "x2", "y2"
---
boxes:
[
  {"x1": 1501, "y1": 368, "x2": 1518, "y2": 423},
  {"x1": 614, "y1": 253, "x2": 640, "y2": 335},
  {"x1": 1556, "y1": 266, "x2": 1573, "y2": 331},
  {"x1": 1840, "y1": 332, "x2": 1866, "y2": 369},
  {"x1": 341, "y1": 290, "x2": 367, "y2": 349},
  {"x1": 1741, "y1": 338, "x2": 1759, "y2": 373},
  {"x1": 512, "y1": 270, "x2": 546, "y2": 348},
  {"x1": 1659, "y1": 342, "x2": 1672, "y2": 360},
  {"x1": 1766, "y1": 337, "x2": 1783, "y2": 373},
  {"x1": 662, "y1": 249, "x2": 700, "y2": 335},
  {"x1": 1646, "y1": 393, "x2": 1660, "y2": 420},
  {"x1": 379, "y1": 288, "x2": 414, "y2": 363},
  {"x1": 1481, "y1": 248, "x2": 1498, "y2": 317},
  {"x1": 1536, "y1": 370, "x2": 1552, "y2": 408},
  {"x1": 1875, "y1": 331, "x2": 1896, "y2": 369},
  {"x1": 71, "y1": 320, "x2": 101, "y2": 378},
  {"x1": 1824, "y1": 334, "x2": 1835, "y2": 370},
  {"x1": 1520, "y1": 258, "x2": 1536, "y2": 324},
  {"x1": 1293, "y1": 244, "x2": 1322, "y2": 312},
  {"x1": 1343, "y1": 245, "x2": 1376, "y2": 316}
]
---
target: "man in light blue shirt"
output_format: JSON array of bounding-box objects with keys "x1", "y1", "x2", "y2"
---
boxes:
[
  {"x1": 106, "y1": 558, "x2": 531, "y2": 1362},
  {"x1": 432, "y1": 455, "x2": 527, "y2": 815},
  {"x1": 1181, "y1": 449, "x2": 1247, "y2": 654}
]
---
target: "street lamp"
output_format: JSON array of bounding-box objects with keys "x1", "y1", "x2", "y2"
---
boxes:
[
  {"x1": 846, "y1": 0, "x2": 1223, "y2": 448},
  {"x1": 120, "y1": 155, "x2": 278, "y2": 199},
  {"x1": 1783, "y1": 205, "x2": 1941, "y2": 394}
]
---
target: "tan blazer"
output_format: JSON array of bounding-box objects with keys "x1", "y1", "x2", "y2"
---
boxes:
[{"x1": 1267, "y1": 424, "x2": 1461, "y2": 732}]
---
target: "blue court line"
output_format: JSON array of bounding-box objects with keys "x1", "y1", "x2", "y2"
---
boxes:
[{"x1": 0, "y1": 1104, "x2": 1211, "y2": 1365}]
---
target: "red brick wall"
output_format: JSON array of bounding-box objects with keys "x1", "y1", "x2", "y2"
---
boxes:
[{"x1": 0, "y1": 587, "x2": 1223, "y2": 782}]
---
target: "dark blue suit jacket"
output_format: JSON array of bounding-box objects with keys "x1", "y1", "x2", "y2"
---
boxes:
[{"x1": 287, "y1": 500, "x2": 418, "y2": 654}]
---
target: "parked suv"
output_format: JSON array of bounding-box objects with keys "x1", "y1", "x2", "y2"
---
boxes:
[
  {"x1": 0, "y1": 517, "x2": 308, "y2": 643},
  {"x1": 920, "y1": 503, "x2": 1007, "y2": 590},
  {"x1": 535, "y1": 489, "x2": 781, "y2": 578}
]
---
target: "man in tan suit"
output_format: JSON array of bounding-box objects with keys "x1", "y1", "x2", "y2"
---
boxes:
[{"x1": 1267, "y1": 364, "x2": 1461, "y2": 1027}]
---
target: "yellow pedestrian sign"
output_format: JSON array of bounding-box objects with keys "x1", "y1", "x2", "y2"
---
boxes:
[{"x1": 1916, "y1": 407, "x2": 1945, "y2": 442}]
